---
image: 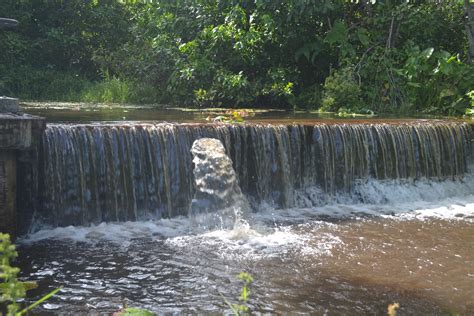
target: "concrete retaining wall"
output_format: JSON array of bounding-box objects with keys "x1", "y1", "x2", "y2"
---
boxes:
[
  {"x1": 0, "y1": 99, "x2": 45, "y2": 237},
  {"x1": 0, "y1": 151, "x2": 16, "y2": 236}
]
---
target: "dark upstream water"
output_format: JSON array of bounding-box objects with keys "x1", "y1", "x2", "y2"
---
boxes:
[
  {"x1": 21, "y1": 101, "x2": 326, "y2": 123},
  {"x1": 12, "y1": 103, "x2": 474, "y2": 314},
  {"x1": 20, "y1": 101, "x2": 447, "y2": 124}
]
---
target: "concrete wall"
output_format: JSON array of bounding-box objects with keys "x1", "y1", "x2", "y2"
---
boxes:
[
  {"x1": 17, "y1": 118, "x2": 46, "y2": 235},
  {"x1": 0, "y1": 107, "x2": 45, "y2": 237},
  {"x1": 0, "y1": 151, "x2": 16, "y2": 235}
]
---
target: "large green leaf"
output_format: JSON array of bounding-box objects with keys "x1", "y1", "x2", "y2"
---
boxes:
[
  {"x1": 356, "y1": 28, "x2": 370, "y2": 46},
  {"x1": 325, "y1": 21, "x2": 348, "y2": 45},
  {"x1": 421, "y1": 47, "x2": 434, "y2": 59}
]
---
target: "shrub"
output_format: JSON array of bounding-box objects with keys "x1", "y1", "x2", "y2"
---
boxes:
[
  {"x1": 321, "y1": 66, "x2": 362, "y2": 112},
  {"x1": 0, "y1": 233, "x2": 60, "y2": 315}
]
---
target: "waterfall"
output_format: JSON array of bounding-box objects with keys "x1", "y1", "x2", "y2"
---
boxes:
[
  {"x1": 190, "y1": 138, "x2": 250, "y2": 229},
  {"x1": 38, "y1": 121, "x2": 471, "y2": 227}
]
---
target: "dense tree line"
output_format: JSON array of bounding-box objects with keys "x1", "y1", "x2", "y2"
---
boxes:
[{"x1": 0, "y1": 0, "x2": 473, "y2": 115}]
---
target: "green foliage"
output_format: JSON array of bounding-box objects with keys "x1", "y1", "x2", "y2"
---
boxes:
[
  {"x1": 468, "y1": 90, "x2": 474, "y2": 108},
  {"x1": 400, "y1": 48, "x2": 474, "y2": 115},
  {"x1": 463, "y1": 90, "x2": 474, "y2": 115},
  {"x1": 221, "y1": 272, "x2": 254, "y2": 316},
  {"x1": 206, "y1": 109, "x2": 254, "y2": 123},
  {"x1": 0, "y1": 233, "x2": 24, "y2": 315},
  {"x1": 328, "y1": 0, "x2": 474, "y2": 115},
  {"x1": 0, "y1": 0, "x2": 472, "y2": 114},
  {"x1": 0, "y1": 0, "x2": 131, "y2": 99},
  {"x1": 161, "y1": 2, "x2": 304, "y2": 108},
  {"x1": 235, "y1": 272, "x2": 253, "y2": 311},
  {"x1": 322, "y1": 67, "x2": 362, "y2": 112},
  {"x1": 81, "y1": 76, "x2": 132, "y2": 104},
  {"x1": 294, "y1": 84, "x2": 322, "y2": 110},
  {"x1": 0, "y1": 67, "x2": 87, "y2": 101},
  {"x1": 0, "y1": 233, "x2": 60, "y2": 316}
]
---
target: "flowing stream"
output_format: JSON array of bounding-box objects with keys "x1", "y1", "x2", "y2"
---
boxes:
[
  {"x1": 36, "y1": 121, "x2": 469, "y2": 227},
  {"x1": 13, "y1": 118, "x2": 474, "y2": 314}
]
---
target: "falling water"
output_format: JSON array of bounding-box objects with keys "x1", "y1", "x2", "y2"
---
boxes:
[
  {"x1": 38, "y1": 121, "x2": 471, "y2": 227},
  {"x1": 190, "y1": 138, "x2": 250, "y2": 229}
]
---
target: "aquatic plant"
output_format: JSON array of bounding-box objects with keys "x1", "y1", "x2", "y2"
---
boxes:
[
  {"x1": 221, "y1": 272, "x2": 254, "y2": 316},
  {"x1": 206, "y1": 109, "x2": 254, "y2": 123},
  {"x1": 0, "y1": 233, "x2": 60, "y2": 316}
]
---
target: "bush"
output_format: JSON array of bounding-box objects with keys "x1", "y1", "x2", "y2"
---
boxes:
[
  {"x1": 399, "y1": 47, "x2": 474, "y2": 115},
  {"x1": 293, "y1": 83, "x2": 322, "y2": 110},
  {"x1": 0, "y1": 67, "x2": 91, "y2": 101},
  {"x1": 0, "y1": 233, "x2": 60, "y2": 315},
  {"x1": 321, "y1": 67, "x2": 362, "y2": 112}
]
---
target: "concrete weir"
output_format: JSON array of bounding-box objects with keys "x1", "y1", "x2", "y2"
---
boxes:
[{"x1": 0, "y1": 97, "x2": 45, "y2": 237}]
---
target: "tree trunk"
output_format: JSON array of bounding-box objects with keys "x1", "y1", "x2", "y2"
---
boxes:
[{"x1": 465, "y1": 0, "x2": 474, "y2": 62}]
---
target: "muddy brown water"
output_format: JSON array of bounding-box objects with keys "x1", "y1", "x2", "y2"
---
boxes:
[
  {"x1": 16, "y1": 212, "x2": 474, "y2": 314},
  {"x1": 12, "y1": 103, "x2": 474, "y2": 314}
]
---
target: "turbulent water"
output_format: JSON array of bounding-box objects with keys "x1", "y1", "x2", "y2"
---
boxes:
[
  {"x1": 190, "y1": 138, "x2": 250, "y2": 230},
  {"x1": 14, "y1": 120, "x2": 474, "y2": 314},
  {"x1": 38, "y1": 121, "x2": 470, "y2": 228},
  {"x1": 18, "y1": 173, "x2": 474, "y2": 314}
]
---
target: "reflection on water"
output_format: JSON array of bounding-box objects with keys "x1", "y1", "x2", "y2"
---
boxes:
[
  {"x1": 19, "y1": 101, "x2": 299, "y2": 123},
  {"x1": 17, "y1": 176, "x2": 474, "y2": 314},
  {"x1": 21, "y1": 101, "x2": 447, "y2": 124}
]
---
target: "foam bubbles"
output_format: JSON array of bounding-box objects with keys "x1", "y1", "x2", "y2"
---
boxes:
[{"x1": 21, "y1": 171, "x2": 474, "y2": 253}]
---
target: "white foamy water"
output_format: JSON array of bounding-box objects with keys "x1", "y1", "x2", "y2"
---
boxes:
[
  {"x1": 16, "y1": 172, "x2": 474, "y2": 315},
  {"x1": 20, "y1": 171, "x2": 474, "y2": 249},
  {"x1": 20, "y1": 217, "x2": 192, "y2": 244},
  {"x1": 165, "y1": 220, "x2": 342, "y2": 262}
]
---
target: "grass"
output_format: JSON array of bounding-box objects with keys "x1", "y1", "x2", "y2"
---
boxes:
[
  {"x1": 1, "y1": 67, "x2": 159, "y2": 104},
  {"x1": 81, "y1": 77, "x2": 133, "y2": 103}
]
